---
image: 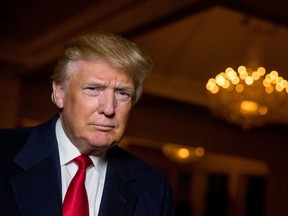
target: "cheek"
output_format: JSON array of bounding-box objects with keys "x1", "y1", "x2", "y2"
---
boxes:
[
  {"x1": 62, "y1": 97, "x2": 90, "y2": 125},
  {"x1": 65, "y1": 91, "x2": 95, "y2": 111},
  {"x1": 118, "y1": 106, "x2": 132, "y2": 125}
]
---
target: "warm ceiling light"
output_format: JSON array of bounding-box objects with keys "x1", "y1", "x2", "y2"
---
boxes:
[
  {"x1": 206, "y1": 66, "x2": 288, "y2": 129},
  {"x1": 162, "y1": 143, "x2": 205, "y2": 163},
  {"x1": 240, "y1": 100, "x2": 259, "y2": 114},
  {"x1": 177, "y1": 148, "x2": 190, "y2": 159}
]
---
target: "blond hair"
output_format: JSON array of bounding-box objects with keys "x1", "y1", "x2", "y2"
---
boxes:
[{"x1": 52, "y1": 31, "x2": 152, "y2": 103}]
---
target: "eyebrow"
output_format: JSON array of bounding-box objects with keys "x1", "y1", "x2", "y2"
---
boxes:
[
  {"x1": 115, "y1": 86, "x2": 135, "y2": 93},
  {"x1": 79, "y1": 80, "x2": 135, "y2": 92}
]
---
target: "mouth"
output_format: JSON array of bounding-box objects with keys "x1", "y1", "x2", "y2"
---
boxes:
[{"x1": 93, "y1": 124, "x2": 115, "y2": 131}]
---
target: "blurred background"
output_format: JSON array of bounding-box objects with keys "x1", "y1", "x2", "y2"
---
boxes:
[{"x1": 1, "y1": 0, "x2": 288, "y2": 215}]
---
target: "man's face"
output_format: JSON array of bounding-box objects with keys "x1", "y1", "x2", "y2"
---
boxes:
[{"x1": 53, "y1": 60, "x2": 135, "y2": 155}]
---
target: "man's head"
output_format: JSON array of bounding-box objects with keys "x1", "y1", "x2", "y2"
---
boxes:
[
  {"x1": 52, "y1": 31, "x2": 152, "y2": 104},
  {"x1": 51, "y1": 31, "x2": 152, "y2": 155}
]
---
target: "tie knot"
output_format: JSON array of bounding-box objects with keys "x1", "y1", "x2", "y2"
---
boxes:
[{"x1": 74, "y1": 155, "x2": 93, "y2": 170}]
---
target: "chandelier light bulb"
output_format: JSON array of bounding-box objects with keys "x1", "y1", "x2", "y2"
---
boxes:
[{"x1": 206, "y1": 66, "x2": 288, "y2": 129}]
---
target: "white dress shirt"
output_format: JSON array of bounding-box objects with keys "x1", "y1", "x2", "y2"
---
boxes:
[{"x1": 55, "y1": 119, "x2": 107, "y2": 216}]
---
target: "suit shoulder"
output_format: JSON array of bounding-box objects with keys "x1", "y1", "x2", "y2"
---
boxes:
[
  {"x1": 0, "y1": 127, "x2": 32, "y2": 159},
  {"x1": 0, "y1": 116, "x2": 58, "y2": 149},
  {"x1": 107, "y1": 146, "x2": 167, "y2": 179},
  {"x1": 0, "y1": 127, "x2": 31, "y2": 144}
]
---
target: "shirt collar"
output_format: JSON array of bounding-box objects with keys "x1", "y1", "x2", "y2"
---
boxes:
[{"x1": 55, "y1": 118, "x2": 107, "y2": 178}]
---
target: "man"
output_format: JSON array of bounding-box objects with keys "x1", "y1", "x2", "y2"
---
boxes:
[{"x1": 0, "y1": 32, "x2": 173, "y2": 216}]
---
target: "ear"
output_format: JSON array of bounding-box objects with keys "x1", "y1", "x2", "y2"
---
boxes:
[{"x1": 52, "y1": 81, "x2": 65, "y2": 109}]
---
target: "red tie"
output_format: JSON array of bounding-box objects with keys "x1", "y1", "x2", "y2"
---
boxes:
[{"x1": 63, "y1": 155, "x2": 92, "y2": 216}]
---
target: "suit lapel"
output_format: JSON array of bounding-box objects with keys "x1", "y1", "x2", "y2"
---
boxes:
[
  {"x1": 10, "y1": 117, "x2": 62, "y2": 216},
  {"x1": 98, "y1": 147, "x2": 138, "y2": 216}
]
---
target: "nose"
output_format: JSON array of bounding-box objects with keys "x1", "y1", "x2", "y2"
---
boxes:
[{"x1": 98, "y1": 89, "x2": 116, "y2": 116}]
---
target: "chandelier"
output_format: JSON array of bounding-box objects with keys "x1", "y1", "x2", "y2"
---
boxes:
[{"x1": 206, "y1": 66, "x2": 288, "y2": 129}]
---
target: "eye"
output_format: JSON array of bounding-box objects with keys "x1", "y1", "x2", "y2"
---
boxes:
[
  {"x1": 83, "y1": 86, "x2": 102, "y2": 96},
  {"x1": 115, "y1": 90, "x2": 134, "y2": 101}
]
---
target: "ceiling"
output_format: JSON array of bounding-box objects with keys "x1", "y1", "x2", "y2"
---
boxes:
[{"x1": 1, "y1": 0, "x2": 288, "y2": 109}]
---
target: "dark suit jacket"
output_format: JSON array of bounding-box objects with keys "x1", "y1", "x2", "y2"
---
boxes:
[{"x1": 0, "y1": 116, "x2": 173, "y2": 216}]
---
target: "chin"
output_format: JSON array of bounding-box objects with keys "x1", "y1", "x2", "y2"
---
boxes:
[
  {"x1": 89, "y1": 138, "x2": 118, "y2": 148},
  {"x1": 86, "y1": 142, "x2": 116, "y2": 155}
]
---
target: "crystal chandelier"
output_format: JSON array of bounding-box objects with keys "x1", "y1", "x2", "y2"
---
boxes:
[{"x1": 206, "y1": 66, "x2": 288, "y2": 129}]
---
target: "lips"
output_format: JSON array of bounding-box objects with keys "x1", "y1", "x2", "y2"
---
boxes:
[{"x1": 93, "y1": 124, "x2": 115, "y2": 131}]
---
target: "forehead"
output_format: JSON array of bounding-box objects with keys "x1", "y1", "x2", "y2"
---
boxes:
[{"x1": 68, "y1": 60, "x2": 135, "y2": 86}]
